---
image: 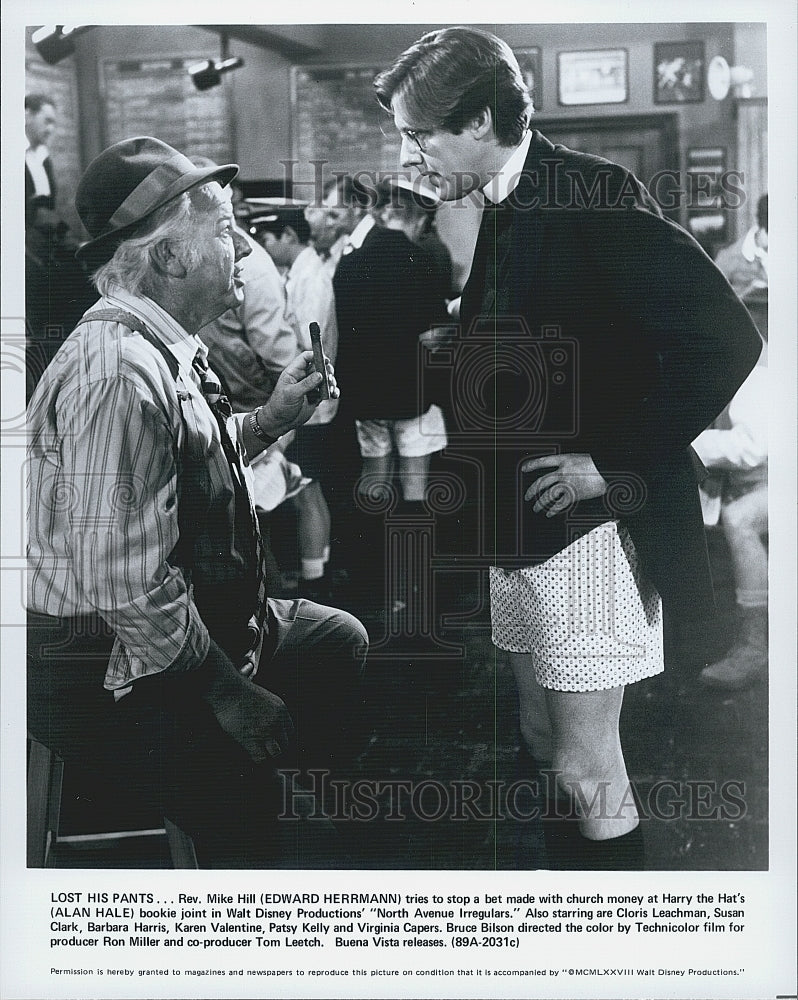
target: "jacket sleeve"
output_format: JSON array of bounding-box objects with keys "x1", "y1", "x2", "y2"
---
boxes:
[{"x1": 586, "y1": 202, "x2": 763, "y2": 477}]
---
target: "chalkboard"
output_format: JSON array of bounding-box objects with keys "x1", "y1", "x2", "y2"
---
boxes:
[
  {"x1": 100, "y1": 55, "x2": 233, "y2": 164},
  {"x1": 290, "y1": 63, "x2": 401, "y2": 178},
  {"x1": 289, "y1": 50, "x2": 538, "y2": 179}
]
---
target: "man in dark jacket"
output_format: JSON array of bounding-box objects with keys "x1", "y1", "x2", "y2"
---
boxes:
[
  {"x1": 333, "y1": 179, "x2": 450, "y2": 618},
  {"x1": 376, "y1": 27, "x2": 762, "y2": 868},
  {"x1": 25, "y1": 93, "x2": 95, "y2": 399}
]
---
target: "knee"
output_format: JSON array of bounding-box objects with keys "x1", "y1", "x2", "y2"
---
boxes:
[
  {"x1": 316, "y1": 605, "x2": 369, "y2": 676},
  {"x1": 549, "y1": 742, "x2": 616, "y2": 795},
  {"x1": 338, "y1": 608, "x2": 369, "y2": 662}
]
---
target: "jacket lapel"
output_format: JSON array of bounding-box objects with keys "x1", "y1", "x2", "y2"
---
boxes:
[
  {"x1": 495, "y1": 132, "x2": 551, "y2": 316},
  {"x1": 461, "y1": 131, "x2": 556, "y2": 327}
]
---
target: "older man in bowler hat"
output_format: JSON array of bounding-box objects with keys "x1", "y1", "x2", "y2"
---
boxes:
[{"x1": 27, "y1": 137, "x2": 368, "y2": 868}]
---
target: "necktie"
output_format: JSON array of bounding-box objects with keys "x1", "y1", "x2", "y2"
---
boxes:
[
  {"x1": 192, "y1": 351, "x2": 239, "y2": 471},
  {"x1": 193, "y1": 349, "x2": 269, "y2": 632}
]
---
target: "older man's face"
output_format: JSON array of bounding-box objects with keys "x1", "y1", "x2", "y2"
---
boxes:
[{"x1": 185, "y1": 184, "x2": 250, "y2": 319}]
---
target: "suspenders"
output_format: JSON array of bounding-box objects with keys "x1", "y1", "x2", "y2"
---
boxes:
[{"x1": 71, "y1": 309, "x2": 263, "y2": 660}]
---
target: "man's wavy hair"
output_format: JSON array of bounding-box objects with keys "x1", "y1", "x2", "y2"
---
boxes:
[{"x1": 374, "y1": 26, "x2": 532, "y2": 148}]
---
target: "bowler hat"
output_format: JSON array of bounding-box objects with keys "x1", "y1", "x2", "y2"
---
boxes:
[{"x1": 75, "y1": 136, "x2": 238, "y2": 266}]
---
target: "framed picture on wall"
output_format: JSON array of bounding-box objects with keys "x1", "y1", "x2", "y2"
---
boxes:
[
  {"x1": 654, "y1": 41, "x2": 706, "y2": 103},
  {"x1": 557, "y1": 49, "x2": 628, "y2": 106},
  {"x1": 514, "y1": 47, "x2": 542, "y2": 111}
]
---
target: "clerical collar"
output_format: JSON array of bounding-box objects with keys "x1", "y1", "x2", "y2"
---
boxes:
[{"x1": 482, "y1": 130, "x2": 533, "y2": 205}]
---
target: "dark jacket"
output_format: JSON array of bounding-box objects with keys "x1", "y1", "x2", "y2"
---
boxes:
[
  {"x1": 452, "y1": 131, "x2": 762, "y2": 617},
  {"x1": 25, "y1": 155, "x2": 57, "y2": 220},
  {"x1": 334, "y1": 225, "x2": 449, "y2": 420}
]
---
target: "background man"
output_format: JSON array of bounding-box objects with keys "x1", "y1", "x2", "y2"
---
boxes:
[
  {"x1": 333, "y1": 179, "x2": 450, "y2": 620},
  {"x1": 375, "y1": 27, "x2": 762, "y2": 869},
  {"x1": 27, "y1": 137, "x2": 367, "y2": 868},
  {"x1": 305, "y1": 174, "x2": 375, "y2": 277},
  {"x1": 25, "y1": 93, "x2": 94, "y2": 398},
  {"x1": 715, "y1": 193, "x2": 768, "y2": 300},
  {"x1": 693, "y1": 193, "x2": 769, "y2": 691},
  {"x1": 191, "y1": 154, "x2": 297, "y2": 414},
  {"x1": 257, "y1": 204, "x2": 339, "y2": 601}
]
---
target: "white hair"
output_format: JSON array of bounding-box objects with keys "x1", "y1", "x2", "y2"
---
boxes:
[{"x1": 92, "y1": 182, "x2": 219, "y2": 297}]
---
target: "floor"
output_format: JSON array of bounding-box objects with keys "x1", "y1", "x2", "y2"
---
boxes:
[{"x1": 49, "y1": 504, "x2": 767, "y2": 872}]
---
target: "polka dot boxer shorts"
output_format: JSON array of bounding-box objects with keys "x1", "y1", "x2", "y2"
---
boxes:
[{"x1": 489, "y1": 520, "x2": 664, "y2": 691}]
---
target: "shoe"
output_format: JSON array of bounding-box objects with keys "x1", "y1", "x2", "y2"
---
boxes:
[
  {"x1": 699, "y1": 646, "x2": 767, "y2": 690},
  {"x1": 699, "y1": 605, "x2": 767, "y2": 691}
]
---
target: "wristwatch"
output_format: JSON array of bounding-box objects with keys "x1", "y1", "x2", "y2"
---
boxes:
[{"x1": 247, "y1": 407, "x2": 279, "y2": 447}]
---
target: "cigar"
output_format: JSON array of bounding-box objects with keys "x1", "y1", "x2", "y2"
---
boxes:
[{"x1": 309, "y1": 322, "x2": 331, "y2": 400}]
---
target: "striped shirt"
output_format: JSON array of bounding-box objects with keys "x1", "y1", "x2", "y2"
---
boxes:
[{"x1": 27, "y1": 285, "x2": 255, "y2": 692}]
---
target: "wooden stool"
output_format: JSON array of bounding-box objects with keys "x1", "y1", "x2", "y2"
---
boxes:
[{"x1": 27, "y1": 737, "x2": 198, "y2": 868}]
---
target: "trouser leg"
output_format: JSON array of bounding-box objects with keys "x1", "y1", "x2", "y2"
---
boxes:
[
  {"x1": 259, "y1": 598, "x2": 369, "y2": 772},
  {"x1": 27, "y1": 613, "x2": 281, "y2": 868}
]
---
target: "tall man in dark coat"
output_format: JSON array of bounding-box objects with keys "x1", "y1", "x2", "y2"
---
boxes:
[
  {"x1": 25, "y1": 93, "x2": 95, "y2": 399},
  {"x1": 375, "y1": 27, "x2": 762, "y2": 868}
]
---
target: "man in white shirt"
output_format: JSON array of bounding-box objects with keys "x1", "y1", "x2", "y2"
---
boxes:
[
  {"x1": 694, "y1": 228, "x2": 769, "y2": 691},
  {"x1": 258, "y1": 205, "x2": 339, "y2": 600},
  {"x1": 25, "y1": 94, "x2": 57, "y2": 208},
  {"x1": 714, "y1": 194, "x2": 768, "y2": 301}
]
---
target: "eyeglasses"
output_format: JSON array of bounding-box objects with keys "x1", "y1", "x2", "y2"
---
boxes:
[{"x1": 379, "y1": 121, "x2": 430, "y2": 154}]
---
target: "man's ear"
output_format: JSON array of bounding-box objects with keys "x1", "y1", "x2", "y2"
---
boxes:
[
  {"x1": 149, "y1": 239, "x2": 188, "y2": 278},
  {"x1": 471, "y1": 107, "x2": 494, "y2": 140},
  {"x1": 281, "y1": 226, "x2": 299, "y2": 246}
]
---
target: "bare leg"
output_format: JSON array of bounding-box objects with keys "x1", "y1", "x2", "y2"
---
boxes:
[
  {"x1": 508, "y1": 652, "x2": 553, "y2": 765},
  {"x1": 543, "y1": 685, "x2": 638, "y2": 841},
  {"x1": 721, "y1": 485, "x2": 768, "y2": 596},
  {"x1": 293, "y1": 481, "x2": 330, "y2": 563},
  {"x1": 398, "y1": 454, "x2": 432, "y2": 502},
  {"x1": 701, "y1": 484, "x2": 768, "y2": 689},
  {"x1": 358, "y1": 455, "x2": 394, "y2": 501}
]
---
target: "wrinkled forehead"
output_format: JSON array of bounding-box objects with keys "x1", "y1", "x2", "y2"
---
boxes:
[{"x1": 194, "y1": 180, "x2": 234, "y2": 219}]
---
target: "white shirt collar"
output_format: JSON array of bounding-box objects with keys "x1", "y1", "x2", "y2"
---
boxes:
[
  {"x1": 346, "y1": 213, "x2": 376, "y2": 251},
  {"x1": 26, "y1": 142, "x2": 49, "y2": 162},
  {"x1": 741, "y1": 225, "x2": 767, "y2": 265},
  {"x1": 482, "y1": 130, "x2": 533, "y2": 205},
  {"x1": 105, "y1": 285, "x2": 199, "y2": 373}
]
